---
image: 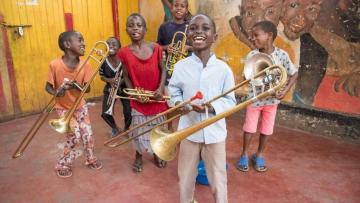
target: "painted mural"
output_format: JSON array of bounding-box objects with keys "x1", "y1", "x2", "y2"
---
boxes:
[{"x1": 141, "y1": 0, "x2": 360, "y2": 115}]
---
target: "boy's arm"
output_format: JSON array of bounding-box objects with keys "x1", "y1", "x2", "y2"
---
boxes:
[
  {"x1": 168, "y1": 64, "x2": 184, "y2": 106},
  {"x1": 276, "y1": 52, "x2": 298, "y2": 99},
  {"x1": 122, "y1": 64, "x2": 133, "y2": 89},
  {"x1": 154, "y1": 50, "x2": 167, "y2": 99},
  {"x1": 161, "y1": 0, "x2": 172, "y2": 9},
  {"x1": 276, "y1": 72, "x2": 298, "y2": 99},
  {"x1": 229, "y1": 16, "x2": 255, "y2": 49}
]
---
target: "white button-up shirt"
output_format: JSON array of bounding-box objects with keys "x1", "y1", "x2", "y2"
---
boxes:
[{"x1": 168, "y1": 54, "x2": 236, "y2": 144}]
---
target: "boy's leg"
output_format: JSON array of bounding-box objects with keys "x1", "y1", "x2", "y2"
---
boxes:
[
  {"x1": 253, "y1": 104, "x2": 278, "y2": 171},
  {"x1": 101, "y1": 93, "x2": 119, "y2": 135},
  {"x1": 120, "y1": 97, "x2": 132, "y2": 130},
  {"x1": 241, "y1": 105, "x2": 261, "y2": 156},
  {"x1": 202, "y1": 141, "x2": 228, "y2": 203},
  {"x1": 55, "y1": 109, "x2": 80, "y2": 177},
  {"x1": 178, "y1": 139, "x2": 201, "y2": 203},
  {"x1": 256, "y1": 134, "x2": 269, "y2": 157},
  {"x1": 257, "y1": 104, "x2": 278, "y2": 157},
  {"x1": 76, "y1": 105, "x2": 102, "y2": 169}
]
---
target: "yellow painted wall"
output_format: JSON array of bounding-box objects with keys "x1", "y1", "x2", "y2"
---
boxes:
[{"x1": 0, "y1": 0, "x2": 138, "y2": 118}]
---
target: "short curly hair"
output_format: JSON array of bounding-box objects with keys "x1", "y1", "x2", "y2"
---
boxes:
[{"x1": 253, "y1": 21, "x2": 278, "y2": 41}]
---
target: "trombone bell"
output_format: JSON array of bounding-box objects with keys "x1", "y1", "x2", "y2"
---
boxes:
[
  {"x1": 49, "y1": 117, "x2": 72, "y2": 134},
  {"x1": 150, "y1": 127, "x2": 177, "y2": 161}
]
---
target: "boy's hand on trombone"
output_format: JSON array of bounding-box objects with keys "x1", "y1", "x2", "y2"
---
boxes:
[
  {"x1": 174, "y1": 101, "x2": 192, "y2": 115},
  {"x1": 191, "y1": 103, "x2": 215, "y2": 114}
]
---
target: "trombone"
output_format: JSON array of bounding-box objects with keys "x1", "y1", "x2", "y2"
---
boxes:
[
  {"x1": 12, "y1": 41, "x2": 109, "y2": 158},
  {"x1": 104, "y1": 91, "x2": 203, "y2": 147},
  {"x1": 150, "y1": 64, "x2": 288, "y2": 161},
  {"x1": 115, "y1": 87, "x2": 170, "y2": 103}
]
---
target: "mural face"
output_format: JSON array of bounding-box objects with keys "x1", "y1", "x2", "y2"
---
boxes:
[
  {"x1": 229, "y1": 0, "x2": 283, "y2": 49},
  {"x1": 281, "y1": 0, "x2": 322, "y2": 40},
  {"x1": 241, "y1": 0, "x2": 283, "y2": 37}
]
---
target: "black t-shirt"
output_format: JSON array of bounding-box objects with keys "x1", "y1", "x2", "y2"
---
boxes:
[
  {"x1": 99, "y1": 58, "x2": 125, "y2": 94},
  {"x1": 157, "y1": 22, "x2": 188, "y2": 48}
]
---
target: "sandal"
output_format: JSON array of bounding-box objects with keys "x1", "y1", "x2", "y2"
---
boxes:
[
  {"x1": 132, "y1": 156, "x2": 142, "y2": 173},
  {"x1": 87, "y1": 160, "x2": 103, "y2": 170},
  {"x1": 153, "y1": 154, "x2": 167, "y2": 168},
  {"x1": 236, "y1": 155, "x2": 249, "y2": 172},
  {"x1": 252, "y1": 154, "x2": 267, "y2": 172},
  {"x1": 56, "y1": 167, "x2": 73, "y2": 178}
]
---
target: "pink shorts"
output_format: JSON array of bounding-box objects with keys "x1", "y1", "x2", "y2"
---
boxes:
[{"x1": 243, "y1": 104, "x2": 278, "y2": 135}]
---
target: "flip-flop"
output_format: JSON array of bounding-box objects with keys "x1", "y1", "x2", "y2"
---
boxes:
[
  {"x1": 132, "y1": 157, "x2": 143, "y2": 173},
  {"x1": 57, "y1": 167, "x2": 73, "y2": 178},
  {"x1": 87, "y1": 160, "x2": 103, "y2": 170},
  {"x1": 153, "y1": 154, "x2": 167, "y2": 168},
  {"x1": 252, "y1": 154, "x2": 267, "y2": 172},
  {"x1": 236, "y1": 155, "x2": 249, "y2": 172}
]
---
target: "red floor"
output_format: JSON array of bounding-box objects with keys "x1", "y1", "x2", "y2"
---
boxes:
[{"x1": 0, "y1": 101, "x2": 359, "y2": 203}]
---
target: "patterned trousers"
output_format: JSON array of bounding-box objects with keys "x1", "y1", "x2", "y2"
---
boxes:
[{"x1": 54, "y1": 105, "x2": 97, "y2": 170}]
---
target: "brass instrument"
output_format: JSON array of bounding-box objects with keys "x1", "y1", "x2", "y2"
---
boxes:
[
  {"x1": 150, "y1": 58, "x2": 288, "y2": 161},
  {"x1": 12, "y1": 41, "x2": 109, "y2": 159},
  {"x1": 104, "y1": 66, "x2": 123, "y2": 115},
  {"x1": 165, "y1": 25, "x2": 188, "y2": 77},
  {"x1": 104, "y1": 91, "x2": 203, "y2": 147},
  {"x1": 115, "y1": 87, "x2": 170, "y2": 103}
]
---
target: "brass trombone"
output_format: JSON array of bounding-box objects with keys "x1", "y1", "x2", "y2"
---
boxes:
[
  {"x1": 115, "y1": 87, "x2": 170, "y2": 103},
  {"x1": 104, "y1": 91, "x2": 203, "y2": 147},
  {"x1": 12, "y1": 41, "x2": 109, "y2": 158},
  {"x1": 150, "y1": 64, "x2": 288, "y2": 161}
]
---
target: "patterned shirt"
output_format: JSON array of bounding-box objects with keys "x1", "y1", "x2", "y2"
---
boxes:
[{"x1": 245, "y1": 47, "x2": 298, "y2": 107}]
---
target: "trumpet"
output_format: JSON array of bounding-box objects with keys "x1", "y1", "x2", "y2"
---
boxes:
[
  {"x1": 12, "y1": 41, "x2": 109, "y2": 159},
  {"x1": 165, "y1": 25, "x2": 188, "y2": 77},
  {"x1": 104, "y1": 68, "x2": 123, "y2": 115},
  {"x1": 150, "y1": 61, "x2": 288, "y2": 161},
  {"x1": 104, "y1": 91, "x2": 203, "y2": 147},
  {"x1": 115, "y1": 88, "x2": 170, "y2": 103}
]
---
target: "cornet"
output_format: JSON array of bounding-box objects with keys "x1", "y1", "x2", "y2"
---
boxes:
[
  {"x1": 115, "y1": 88, "x2": 170, "y2": 103},
  {"x1": 104, "y1": 67, "x2": 123, "y2": 115},
  {"x1": 165, "y1": 25, "x2": 188, "y2": 77}
]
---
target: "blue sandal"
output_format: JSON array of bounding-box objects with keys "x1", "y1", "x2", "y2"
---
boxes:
[
  {"x1": 252, "y1": 154, "x2": 267, "y2": 172},
  {"x1": 236, "y1": 156, "x2": 249, "y2": 172}
]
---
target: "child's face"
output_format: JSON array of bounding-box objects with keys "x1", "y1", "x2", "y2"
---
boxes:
[
  {"x1": 126, "y1": 16, "x2": 146, "y2": 42},
  {"x1": 106, "y1": 38, "x2": 120, "y2": 56},
  {"x1": 66, "y1": 32, "x2": 85, "y2": 56},
  {"x1": 171, "y1": 0, "x2": 188, "y2": 21},
  {"x1": 187, "y1": 15, "x2": 217, "y2": 52},
  {"x1": 251, "y1": 26, "x2": 273, "y2": 49}
]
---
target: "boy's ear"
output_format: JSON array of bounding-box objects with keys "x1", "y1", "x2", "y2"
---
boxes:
[
  {"x1": 213, "y1": 33, "x2": 218, "y2": 42},
  {"x1": 64, "y1": 40, "x2": 71, "y2": 49}
]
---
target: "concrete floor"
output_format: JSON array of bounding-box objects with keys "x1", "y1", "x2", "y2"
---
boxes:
[{"x1": 0, "y1": 101, "x2": 359, "y2": 203}]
